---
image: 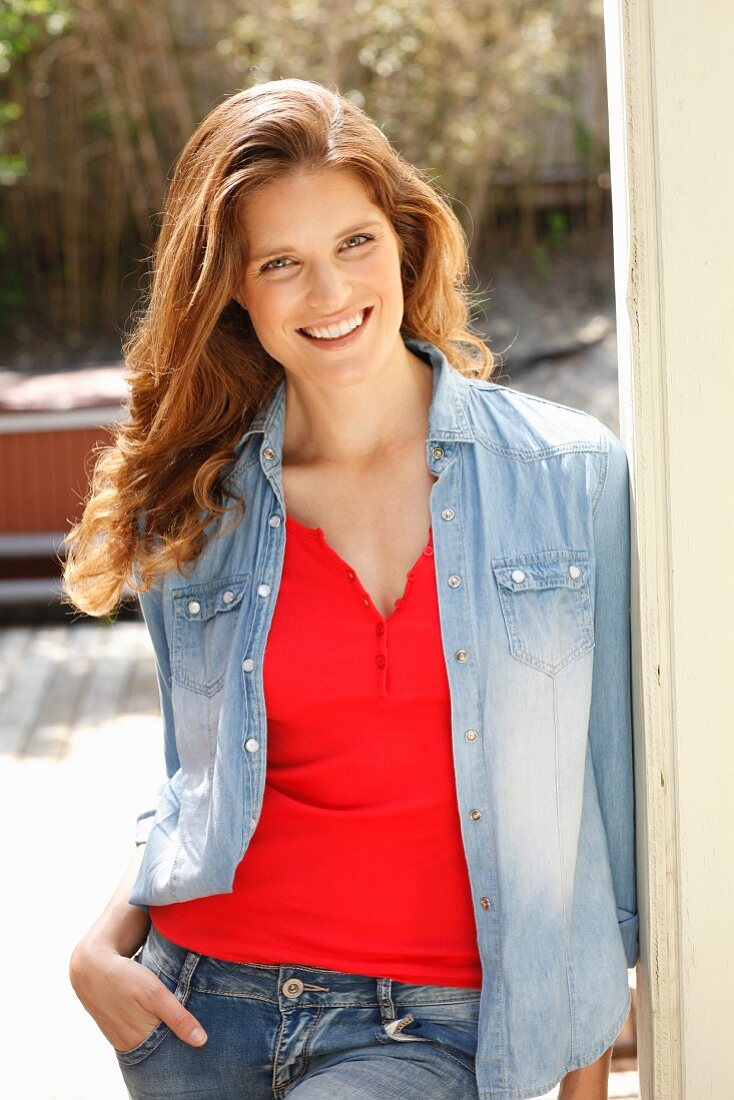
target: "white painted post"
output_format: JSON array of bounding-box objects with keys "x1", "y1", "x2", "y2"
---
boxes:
[{"x1": 603, "y1": 1, "x2": 734, "y2": 1097}]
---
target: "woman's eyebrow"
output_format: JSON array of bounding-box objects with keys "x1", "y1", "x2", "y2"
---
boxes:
[{"x1": 248, "y1": 219, "x2": 384, "y2": 262}]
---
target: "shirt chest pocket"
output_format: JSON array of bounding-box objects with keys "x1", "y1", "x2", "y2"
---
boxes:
[
  {"x1": 491, "y1": 551, "x2": 594, "y2": 677},
  {"x1": 171, "y1": 574, "x2": 250, "y2": 696}
]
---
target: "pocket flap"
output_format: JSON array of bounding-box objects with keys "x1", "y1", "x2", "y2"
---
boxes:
[
  {"x1": 492, "y1": 552, "x2": 589, "y2": 593},
  {"x1": 173, "y1": 574, "x2": 250, "y2": 621}
]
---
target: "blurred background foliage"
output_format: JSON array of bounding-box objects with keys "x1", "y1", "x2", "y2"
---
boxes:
[{"x1": 0, "y1": 0, "x2": 610, "y2": 364}]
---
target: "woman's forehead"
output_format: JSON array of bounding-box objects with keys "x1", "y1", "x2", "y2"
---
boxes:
[{"x1": 240, "y1": 171, "x2": 388, "y2": 249}]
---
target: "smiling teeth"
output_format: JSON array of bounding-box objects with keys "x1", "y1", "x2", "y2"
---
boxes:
[{"x1": 302, "y1": 310, "x2": 365, "y2": 339}]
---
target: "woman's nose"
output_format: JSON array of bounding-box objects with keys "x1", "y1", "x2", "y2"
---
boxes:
[{"x1": 306, "y1": 261, "x2": 351, "y2": 312}]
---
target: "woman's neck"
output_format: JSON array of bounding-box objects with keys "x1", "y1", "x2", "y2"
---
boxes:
[{"x1": 280, "y1": 346, "x2": 433, "y2": 469}]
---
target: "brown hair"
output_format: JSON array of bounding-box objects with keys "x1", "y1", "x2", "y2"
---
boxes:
[{"x1": 61, "y1": 77, "x2": 495, "y2": 617}]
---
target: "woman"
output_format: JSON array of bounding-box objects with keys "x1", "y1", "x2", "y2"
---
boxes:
[{"x1": 65, "y1": 78, "x2": 637, "y2": 1100}]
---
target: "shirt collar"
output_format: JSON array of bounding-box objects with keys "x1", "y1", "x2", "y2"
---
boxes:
[{"x1": 230, "y1": 334, "x2": 477, "y2": 475}]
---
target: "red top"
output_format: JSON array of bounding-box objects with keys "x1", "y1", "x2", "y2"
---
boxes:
[{"x1": 149, "y1": 512, "x2": 482, "y2": 988}]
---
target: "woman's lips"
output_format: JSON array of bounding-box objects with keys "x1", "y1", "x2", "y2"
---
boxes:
[{"x1": 297, "y1": 306, "x2": 373, "y2": 349}]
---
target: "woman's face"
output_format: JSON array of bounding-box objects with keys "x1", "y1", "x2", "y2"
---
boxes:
[{"x1": 234, "y1": 168, "x2": 407, "y2": 385}]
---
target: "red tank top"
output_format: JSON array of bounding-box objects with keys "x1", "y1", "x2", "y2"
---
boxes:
[{"x1": 149, "y1": 512, "x2": 482, "y2": 988}]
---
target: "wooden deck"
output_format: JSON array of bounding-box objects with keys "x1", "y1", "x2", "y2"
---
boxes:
[{"x1": 1, "y1": 617, "x2": 640, "y2": 1099}]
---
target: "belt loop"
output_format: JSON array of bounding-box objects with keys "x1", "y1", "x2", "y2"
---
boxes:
[{"x1": 376, "y1": 976, "x2": 396, "y2": 1023}]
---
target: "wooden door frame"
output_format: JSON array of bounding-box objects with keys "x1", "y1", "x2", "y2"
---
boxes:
[{"x1": 603, "y1": 1, "x2": 734, "y2": 1096}]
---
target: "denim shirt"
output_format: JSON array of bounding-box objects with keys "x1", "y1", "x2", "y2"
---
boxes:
[{"x1": 129, "y1": 335, "x2": 638, "y2": 1100}]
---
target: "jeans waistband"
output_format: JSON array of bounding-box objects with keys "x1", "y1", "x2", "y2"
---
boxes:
[{"x1": 145, "y1": 921, "x2": 482, "y2": 1008}]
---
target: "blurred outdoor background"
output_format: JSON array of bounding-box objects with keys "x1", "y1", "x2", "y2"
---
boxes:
[{"x1": 0, "y1": 2, "x2": 638, "y2": 1097}]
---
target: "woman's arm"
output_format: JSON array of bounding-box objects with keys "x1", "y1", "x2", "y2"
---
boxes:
[{"x1": 70, "y1": 844, "x2": 151, "y2": 961}]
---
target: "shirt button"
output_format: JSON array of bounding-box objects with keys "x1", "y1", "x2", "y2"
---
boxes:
[
  {"x1": 257, "y1": 584, "x2": 271, "y2": 597},
  {"x1": 375, "y1": 654, "x2": 386, "y2": 668},
  {"x1": 469, "y1": 809, "x2": 482, "y2": 821},
  {"x1": 244, "y1": 738, "x2": 259, "y2": 752},
  {"x1": 432, "y1": 446, "x2": 445, "y2": 459},
  {"x1": 222, "y1": 590, "x2": 234, "y2": 604},
  {"x1": 568, "y1": 564, "x2": 581, "y2": 579},
  {"x1": 269, "y1": 515, "x2": 282, "y2": 527},
  {"x1": 243, "y1": 658, "x2": 255, "y2": 672},
  {"x1": 363, "y1": 598, "x2": 369, "y2": 606},
  {"x1": 441, "y1": 508, "x2": 455, "y2": 521},
  {"x1": 464, "y1": 730, "x2": 478, "y2": 742},
  {"x1": 282, "y1": 978, "x2": 304, "y2": 999},
  {"x1": 480, "y1": 897, "x2": 492, "y2": 910},
  {"x1": 187, "y1": 600, "x2": 201, "y2": 614},
  {"x1": 511, "y1": 569, "x2": 526, "y2": 583},
  {"x1": 263, "y1": 447, "x2": 276, "y2": 461},
  {"x1": 375, "y1": 622, "x2": 385, "y2": 636},
  {"x1": 455, "y1": 649, "x2": 469, "y2": 662},
  {"x1": 347, "y1": 570, "x2": 355, "y2": 579},
  {"x1": 448, "y1": 574, "x2": 461, "y2": 587}
]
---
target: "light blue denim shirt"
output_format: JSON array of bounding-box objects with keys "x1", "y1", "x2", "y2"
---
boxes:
[{"x1": 129, "y1": 335, "x2": 638, "y2": 1100}]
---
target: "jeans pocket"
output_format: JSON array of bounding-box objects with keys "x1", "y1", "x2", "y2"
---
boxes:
[
  {"x1": 376, "y1": 990, "x2": 484, "y2": 1056},
  {"x1": 380, "y1": 996, "x2": 481, "y2": 1074},
  {"x1": 113, "y1": 944, "x2": 198, "y2": 1067},
  {"x1": 375, "y1": 1013, "x2": 433, "y2": 1044}
]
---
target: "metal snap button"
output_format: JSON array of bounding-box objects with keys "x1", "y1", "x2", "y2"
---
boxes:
[
  {"x1": 187, "y1": 600, "x2": 201, "y2": 614},
  {"x1": 243, "y1": 658, "x2": 255, "y2": 672},
  {"x1": 480, "y1": 897, "x2": 492, "y2": 910},
  {"x1": 269, "y1": 515, "x2": 282, "y2": 527},
  {"x1": 244, "y1": 738, "x2": 259, "y2": 753},
  {"x1": 441, "y1": 508, "x2": 455, "y2": 520},
  {"x1": 568, "y1": 564, "x2": 581, "y2": 579},
  {"x1": 222, "y1": 590, "x2": 234, "y2": 604},
  {"x1": 448, "y1": 574, "x2": 461, "y2": 587},
  {"x1": 469, "y1": 809, "x2": 482, "y2": 821},
  {"x1": 282, "y1": 978, "x2": 304, "y2": 999},
  {"x1": 257, "y1": 584, "x2": 271, "y2": 597},
  {"x1": 263, "y1": 447, "x2": 276, "y2": 461},
  {"x1": 455, "y1": 649, "x2": 469, "y2": 662},
  {"x1": 464, "y1": 730, "x2": 478, "y2": 742},
  {"x1": 511, "y1": 569, "x2": 526, "y2": 583},
  {"x1": 432, "y1": 446, "x2": 445, "y2": 459}
]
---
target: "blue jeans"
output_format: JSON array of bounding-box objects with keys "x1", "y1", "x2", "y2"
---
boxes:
[{"x1": 114, "y1": 922, "x2": 482, "y2": 1099}]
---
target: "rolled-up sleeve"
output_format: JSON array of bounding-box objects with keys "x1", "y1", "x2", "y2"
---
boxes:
[{"x1": 588, "y1": 426, "x2": 639, "y2": 968}]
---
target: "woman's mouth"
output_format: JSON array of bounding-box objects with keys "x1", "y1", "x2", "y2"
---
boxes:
[{"x1": 297, "y1": 306, "x2": 373, "y2": 349}]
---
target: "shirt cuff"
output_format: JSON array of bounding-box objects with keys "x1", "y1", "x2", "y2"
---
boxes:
[
  {"x1": 134, "y1": 808, "x2": 157, "y2": 847},
  {"x1": 618, "y1": 909, "x2": 640, "y2": 968}
]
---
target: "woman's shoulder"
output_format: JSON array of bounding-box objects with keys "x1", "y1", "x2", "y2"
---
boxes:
[{"x1": 461, "y1": 373, "x2": 616, "y2": 458}]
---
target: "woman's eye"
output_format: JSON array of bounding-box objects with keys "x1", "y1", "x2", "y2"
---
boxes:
[
  {"x1": 260, "y1": 234, "x2": 373, "y2": 273},
  {"x1": 262, "y1": 256, "x2": 292, "y2": 271},
  {"x1": 342, "y1": 233, "x2": 372, "y2": 249}
]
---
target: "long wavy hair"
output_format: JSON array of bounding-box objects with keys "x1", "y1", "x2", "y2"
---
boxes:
[{"x1": 61, "y1": 77, "x2": 496, "y2": 618}]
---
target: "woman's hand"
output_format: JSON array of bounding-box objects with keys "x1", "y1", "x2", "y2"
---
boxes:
[
  {"x1": 69, "y1": 938, "x2": 208, "y2": 1053},
  {"x1": 557, "y1": 1043, "x2": 613, "y2": 1099}
]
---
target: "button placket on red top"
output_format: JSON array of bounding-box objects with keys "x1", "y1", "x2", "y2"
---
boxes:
[
  {"x1": 344, "y1": 532, "x2": 434, "y2": 698},
  {"x1": 374, "y1": 619, "x2": 388, "y2": 697},
  {"x1": 344, "y1": 567, "x2": 392, "y2": 696},
  {"x1": 286, "y1": 513, "x2": 433, "y2": 698}
]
